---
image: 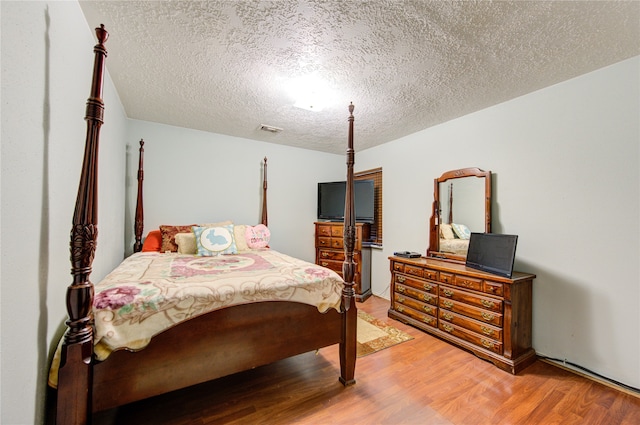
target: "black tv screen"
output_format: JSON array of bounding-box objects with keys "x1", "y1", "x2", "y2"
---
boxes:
[
  {"x1": 465, "y1": 233, "x2": 518, "y2": 278},
  {"x1": 317, "y1": 180, "x2": 375, "y2": 223}
]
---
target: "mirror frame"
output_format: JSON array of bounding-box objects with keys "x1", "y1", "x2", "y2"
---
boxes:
[{"x1": 427, "y1": 167, "x2": 492, "y2": 263}]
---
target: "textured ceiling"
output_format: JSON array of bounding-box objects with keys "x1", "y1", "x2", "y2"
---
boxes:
[{"x1": 79, "y1": 1, "x2": 640, "y2": 154}]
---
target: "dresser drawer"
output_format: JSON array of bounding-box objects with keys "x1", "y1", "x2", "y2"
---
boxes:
[
  {"x1": 423, "y1": 268, "x2": 438, "y2": 281},
  {"x1": 394, "y1": 274, "x2": 436, "y2": 293},
  {"x1": 439, "y1": 271, "x2": 454, "y2": 285},
  {"x1": 439, "y1": 321, "x2": 503, "y2": 355},
  {"x1": 330, "y1": 225, "x2": 343, "y2": 237},
  {"x1": 318, "y1": 249, "x2": 360, "y2": 263},
  {"x1": 394, "y1": 293, "x2": 437, "y2": 317},
  {"x1": 393, "y1": 301, "x2": 437, "y2": 328},
  {"x1": 320, "y1": 263, "x2": 362, "y2": 285},
  {"x1": 392, "y1": 262, "x2": 404, "y2": 273},
  {"x1": 439, "y1": 284, "x2": 503, "y2": 313},
  {"x1": 439, "y1": 310, "x2": 503, "y2": 341},
  {"x1": 317, "y1": 237, "x2": 332, "y2": 247},
  {"x1": 438, "y1": 297, "x2": 503, "y2": 327},
  {"x1": 396, "y1": 283, "x2": 437, "y2": 305},
  {"x1": 404, "y1": 264, "x2": 424, "y2": 278},
  {"x1": 331, "y1": 238, "x2": 344, "y2": 249},
  {"x1": 483, "y1": 280, "x2": 504, "y2": 296},
  {"x1": 454, "y1": 275, "x2": 483, "y2": 292},
  {"x1": 317, "y1": 225, "x2": 332, "y2": 237}
]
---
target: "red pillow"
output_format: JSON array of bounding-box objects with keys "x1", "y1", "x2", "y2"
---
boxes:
[{"x1": 141, "y1": 230, "x2": 162, "y2": 252}]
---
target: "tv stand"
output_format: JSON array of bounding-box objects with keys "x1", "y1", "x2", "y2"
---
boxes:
[
  {"x1": 315, "y1": 222, "x2": 371, "y2": 302},
  {"x1": 388, "y1": 256, "x2": 536, "y2": 374}
]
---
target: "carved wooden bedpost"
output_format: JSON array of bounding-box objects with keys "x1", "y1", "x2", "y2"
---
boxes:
[
  {"x1": 339, "y1": 102, "x2": 357, "y2": 386},
  {"x1": 134, "y1": 139, "x2": 145, "y2": 252},
  {"x1": 261, "y1": 157, "x2": 268, "y2": 226},
  {"x1": 56, "y1": 24, "x2": 108, "y2": 425}
]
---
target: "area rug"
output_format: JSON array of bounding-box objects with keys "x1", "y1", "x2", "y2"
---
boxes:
[{"x1": 357, "y1": 310, "x2": 413, "y2": 357}]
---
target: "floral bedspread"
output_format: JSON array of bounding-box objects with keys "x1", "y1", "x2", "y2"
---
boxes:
[{"x1": 49, "y1": 249, "x2": 344, "y2": 386}]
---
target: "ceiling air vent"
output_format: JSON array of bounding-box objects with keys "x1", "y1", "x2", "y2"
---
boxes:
[{"x1": 259, "y1": 124, "x2": 283, "y2": 133}]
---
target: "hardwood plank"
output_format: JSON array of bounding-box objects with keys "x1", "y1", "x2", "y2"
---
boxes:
[{"x1": 92, "y1": 296, "x2": 640, "y2": 425}]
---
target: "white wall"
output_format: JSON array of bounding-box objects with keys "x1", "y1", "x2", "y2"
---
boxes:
[
  {"x1": 357, "y1": 56, "x2": 640, "y2": 389},
  {"x1": 1, "y1": 2, "x2": 128, "y2": 424},
  {"x1": 125, "y1": 119, "x2": 345, "y2": 262}
]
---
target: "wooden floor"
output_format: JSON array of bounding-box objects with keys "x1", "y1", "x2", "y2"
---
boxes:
[{"x1": 92, "y1": 296, "x2": 640, "y2": 425}]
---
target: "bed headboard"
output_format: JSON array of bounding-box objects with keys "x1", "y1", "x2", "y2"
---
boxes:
[{"x1": 131, "y1": 146, "x2": 269, "y2": 253}]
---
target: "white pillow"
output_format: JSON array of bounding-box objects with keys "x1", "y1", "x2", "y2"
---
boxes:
[
  {"x1": 233, "y1": 224, "x2": 250, "y2": 253},
  {"x1": 440, "y1": 223, "x2": 455, "y2": 240},
  {"x1": 175, "y1": 232, "x2": 197, "y2": 254}
]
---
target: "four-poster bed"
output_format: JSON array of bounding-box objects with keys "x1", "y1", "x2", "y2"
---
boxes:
[{"x1": 51, "y1": 25, "x2": 359, "y2": 424}]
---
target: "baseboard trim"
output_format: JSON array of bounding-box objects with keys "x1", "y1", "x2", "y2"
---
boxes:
[{"x1": 539, "y1": 357, "x2": 639, "y2": 399}]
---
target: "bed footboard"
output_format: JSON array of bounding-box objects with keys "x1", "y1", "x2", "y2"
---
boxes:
[{"x1": 91, "y1": 302, "x2": 343, "y2": 412}]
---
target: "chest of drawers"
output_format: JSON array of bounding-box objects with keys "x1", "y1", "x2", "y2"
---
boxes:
[
  {"x1": 388, "y1": 256, "x2": 536, "y2": 374},
  {"x1": 315, "y1": 222, "x2": 371, "y2": 302}
]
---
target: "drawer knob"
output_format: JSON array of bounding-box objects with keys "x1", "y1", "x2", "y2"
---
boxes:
[
  {"x1": 423, "y1": 305, "x2": 433, "y2": 314},
  {"x1": 481, "y1": 299, "x2": 495, "y2": 309},
  {"x1": 442, "y1": 323, "x2": 454, "y2": 333},
  {"x1": 421, "y1": 294, "x2": 433, "y2": 302},
  {"x1": 321, "y1": 252, "x2": 329, "y2": 257},
  {"x1": 321, "y1": 262, "x2": 329, "y2": 267},
  {"x1": 443, "y1": 289, "x2": 454, "y2": 297},
  {"x1": 397, "y1": 296, "x2": 405, "y2": 303},
  {"x1": 397, "y1": 305, "x2": 405, "y2": 313},
  {"x1": 397, "y1": 286, "x2": 406, "y2": 293},
  {"x1": 442, "y1": 312, "x2": 453, "y2": 321},
  {"x1": 397, "y1": 275, "x2": 406, "y2": 283},
  {"x1": 481, "y1": 312, "x2": 495, "y2": 321},
  {"x1": 423, "y1": 283, "x2": 433, "y2": 291},
  {"x1": 423, "y1": 316, "x2": 434, "y2": 325},
  {"x1": 442, "y1": 300, "x2": 454, "y2": 309}
]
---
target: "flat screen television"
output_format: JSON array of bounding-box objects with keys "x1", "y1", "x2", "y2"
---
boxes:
[
  {"x1": 465, "y1": 233, "x2": 518, "y2": 278},
  {"x1": 317, "y1": 180, "x2": 375, "y2": 223}
]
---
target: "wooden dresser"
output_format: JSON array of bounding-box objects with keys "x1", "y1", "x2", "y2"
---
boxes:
[
  {"x1": 388, "y1": 256, "x2": 536, "y2": 374},
  {"x1": 315, "y1": 222, "x2": 371, "y2": 302}
]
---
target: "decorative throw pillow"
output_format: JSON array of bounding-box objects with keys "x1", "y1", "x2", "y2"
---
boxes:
[
  {"x1": 192, "y1": 224, "x2": 237, "y2": 256},
  {"x1": 159, "y1": 224, "x2": 196, "y2": 252},
  {"x1": 141, "y1": 230, "x2": 163, "y2": 252},
  {"x1": 440, "y1": 223, "x2": 455, "y2": 240},
  {"x1": 199, "y1": 220, "x2": 233, "y2": 228},
  {"x1": 245, "y1": 224, "x2": 270, "y2": 249},
  {"x1": 233, "y1": 224, "x2": 250, "y2": 253},
  {"x1": 451, "y1": 223, "x2": 471, "y2": 240},
  {"x1": 175, "y1": 232, "x2": 197, "y2": 255}
]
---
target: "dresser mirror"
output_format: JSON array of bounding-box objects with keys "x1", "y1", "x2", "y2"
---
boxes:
[{"x1": 427, "y1": 167, "x2": 492, "y2": 262}]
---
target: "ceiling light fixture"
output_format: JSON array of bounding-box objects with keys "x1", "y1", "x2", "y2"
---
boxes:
[{"x1": 288, "y1": 73, "x2": 334, "y2": 112}]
